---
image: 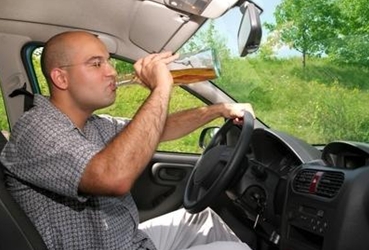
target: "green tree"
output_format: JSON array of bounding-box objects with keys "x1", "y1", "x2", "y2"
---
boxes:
[
  {"x1": 327, "y1": 0, "x2": 369, "y2": 66},
  {"x1": 256, "y1": 32, "x2": 279, "y2": 60},
  {"x1": 265, "y1": 0, "x2": 342, "y2": 67}
]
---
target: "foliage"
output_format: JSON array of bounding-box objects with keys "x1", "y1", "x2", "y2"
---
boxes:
[
  {"x1": 327, "y1": 0, "x2": 369, "y2": 66},
  {"x1": 0, "y1": 92, "x2": 8, "y2": 131},
  {"x1": 32, "y1": 52, "x2": 49, "y2": 94},
  {"x1": 112, "y1": 58, "x2": 134, "y2": 75},
  {"x1": 264, "y1": 0, "x2": 369, "y2": 67},
  {"x1": 216, "y1": 57, "x2": 369, "y2": 144},
  {"x1": 264, "y1": 0, "x2": 343, "y2": 67}
]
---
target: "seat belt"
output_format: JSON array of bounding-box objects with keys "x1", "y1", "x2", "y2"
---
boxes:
[{"x1": 9, "y1": 83, "x2": 34, "y2": 112}]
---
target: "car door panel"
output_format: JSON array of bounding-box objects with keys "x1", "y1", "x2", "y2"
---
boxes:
[{"x1": 131, "y1": 152, "x2": 199, "y2": 222}]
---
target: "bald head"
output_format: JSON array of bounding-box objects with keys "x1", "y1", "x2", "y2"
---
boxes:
[{"x1": 40, "y1": 31, "x2": 100, "y2": 84}]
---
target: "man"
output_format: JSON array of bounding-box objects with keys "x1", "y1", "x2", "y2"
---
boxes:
[{"x1": 0, "y1": 31, "x2": 253, "y2": 249}]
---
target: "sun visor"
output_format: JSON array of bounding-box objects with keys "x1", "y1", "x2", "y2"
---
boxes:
[
  {"x1": 97, "y1": 34, "x2": 118, "y2": 54},
  {"x1": 164, "y1": 0, "x2": 238, "y2": 18},
  {"x1": 129, "y1": 1, "x2": 188, "y2": 53}
]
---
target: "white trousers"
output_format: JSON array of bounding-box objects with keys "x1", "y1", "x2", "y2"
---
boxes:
[{"x1": 139, "y1": 208, "x2": 252, "y2": 250}]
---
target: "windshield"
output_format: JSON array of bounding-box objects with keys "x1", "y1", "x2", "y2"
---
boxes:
[{"x1": 181, "y1": 0, "x2": 369, "y2": 146}]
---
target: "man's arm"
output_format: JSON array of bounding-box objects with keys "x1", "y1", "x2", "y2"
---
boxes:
[
  {"x1": 79, "y1": 52, "x2": 178, "y2": 196},
  {"x1": 160, "y1": 103, "x2": 254, "y2": 142}
]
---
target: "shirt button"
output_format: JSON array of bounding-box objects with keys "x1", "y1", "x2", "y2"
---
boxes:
[{"x1": 103, "y1": 219, "x2": 109, "y2": 230}]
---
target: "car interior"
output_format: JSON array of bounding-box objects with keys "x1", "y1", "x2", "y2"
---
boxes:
[
  {"x1": 0, "y1": 130, "x2": 48, "y2": 249},
  {"x1": 1, "y1": 0, "x2": 369, "y2": 250}
]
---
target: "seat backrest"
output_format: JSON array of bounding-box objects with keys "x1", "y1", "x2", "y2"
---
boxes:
[{"x1": 0, "y1": 132, "x2": 48, "y2": 250}]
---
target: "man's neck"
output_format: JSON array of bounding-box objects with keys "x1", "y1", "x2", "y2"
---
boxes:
[{"x1": 50, "y1": 96, "x2": 91, "y2": 130}]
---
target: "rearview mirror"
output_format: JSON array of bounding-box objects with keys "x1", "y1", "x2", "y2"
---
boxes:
[{"x1": 238, "y1": 2, "x2": 262, "y2": 57}]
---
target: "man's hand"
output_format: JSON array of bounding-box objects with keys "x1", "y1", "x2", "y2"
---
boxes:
[
  {"x1": 134, "y1": 51, "x2": 179, "y2": 90},
  {"x1": 221, "y1": 103, "x2": 255, "y2": 125}
]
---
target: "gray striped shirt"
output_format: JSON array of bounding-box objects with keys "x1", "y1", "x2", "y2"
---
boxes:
[{"x1": 0, "y1": 94, "x2": 156, "y2": 250}]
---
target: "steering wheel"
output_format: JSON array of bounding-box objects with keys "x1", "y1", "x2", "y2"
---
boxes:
[{"x1": 183, "y1": 111, "x2": 254, "y2": 213}]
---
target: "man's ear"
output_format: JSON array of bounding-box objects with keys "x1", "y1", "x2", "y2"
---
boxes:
[{"x1": 50, "y1": 68, "x2": 68, "y2": 90}]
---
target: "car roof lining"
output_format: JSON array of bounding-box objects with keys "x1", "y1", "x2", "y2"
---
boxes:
[{"x1": 0, "y1": 0, "x2": 207, "y2": 60}]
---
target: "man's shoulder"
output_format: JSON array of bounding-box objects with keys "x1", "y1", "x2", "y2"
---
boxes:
[{"x1": 11, "y1": 98, "x2": 75, "y2": 142}]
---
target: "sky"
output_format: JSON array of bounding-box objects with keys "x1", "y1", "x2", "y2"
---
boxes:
[
  {"x1": 213, "y1": 0, "x2": 298, "y2": 57},
  {"x1": 258, "y1": 0, "x2": 280, "y2": 23}
]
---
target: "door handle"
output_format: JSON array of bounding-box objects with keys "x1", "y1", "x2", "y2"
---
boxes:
[{"x1": 152, "y1": 163, "x2": 193, "y2": 183}]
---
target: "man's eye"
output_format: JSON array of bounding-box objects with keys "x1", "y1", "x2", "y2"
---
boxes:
[{"x1": 91, "y1": 61, "x2": 102, "y2": 68}]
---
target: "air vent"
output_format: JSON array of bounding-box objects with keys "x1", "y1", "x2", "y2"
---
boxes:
[
  {"x1": 316, "y1": 172, "x2": 344, "y2": 198},
  {"x1": 293, "y1": 170, "x2": 344, "y2": 198},
  {"x1": 293, "y1": 169, "x2": 316, "y2": 193}
]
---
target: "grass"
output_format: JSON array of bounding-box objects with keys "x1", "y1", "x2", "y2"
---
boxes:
[{"x1": 217, "y1": 57, "x2": 369, "y2": 144}]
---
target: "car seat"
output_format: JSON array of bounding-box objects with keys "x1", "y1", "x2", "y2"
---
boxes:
[{"x1": 0, "y1": 132, "x2": 48, "y2": 250}]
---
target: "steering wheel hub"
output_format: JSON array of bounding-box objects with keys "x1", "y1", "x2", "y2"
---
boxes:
[{"x1": 194, "y1": 146, "x2": 232, "y2": 188}]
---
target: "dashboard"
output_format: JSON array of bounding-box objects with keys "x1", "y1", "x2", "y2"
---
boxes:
[
  {"x1": 321, "y1": 141, "x2": 369, "y2": 169},
  {"x1": 226, "y1": 127, "x2": 369, "y2": 250}
]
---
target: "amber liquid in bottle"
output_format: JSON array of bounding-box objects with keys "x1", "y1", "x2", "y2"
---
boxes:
[
  {"x1": 170, "y1": 68, "x2": 217, "y2": 84},
  {"x1": 116, "y1": 67, "x2": 217, "y2": 87}
]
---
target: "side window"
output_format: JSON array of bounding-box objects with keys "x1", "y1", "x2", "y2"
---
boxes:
[
  {"x1": 32, "y1": 47, "x2": 49, "y2": 95},
  {"x1": 0, "y1": 89, "x2": 10, "y2": 139},
  {"x1": 31, "y1": 48, "x2": 223, "y2": 154}
]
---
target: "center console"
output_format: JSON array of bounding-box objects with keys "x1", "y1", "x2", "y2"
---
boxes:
[{"x1": 280, "y1": 162, "x2": 369, "y2": 250}]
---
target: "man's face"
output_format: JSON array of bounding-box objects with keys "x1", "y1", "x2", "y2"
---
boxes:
[{"x1": 62, "y1": 34, "x2": 118, "y2": 113}]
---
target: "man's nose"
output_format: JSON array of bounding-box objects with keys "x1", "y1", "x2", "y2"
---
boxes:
[{"x1": 106, "y1": 62, "x2": 117, "y2": 77}]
